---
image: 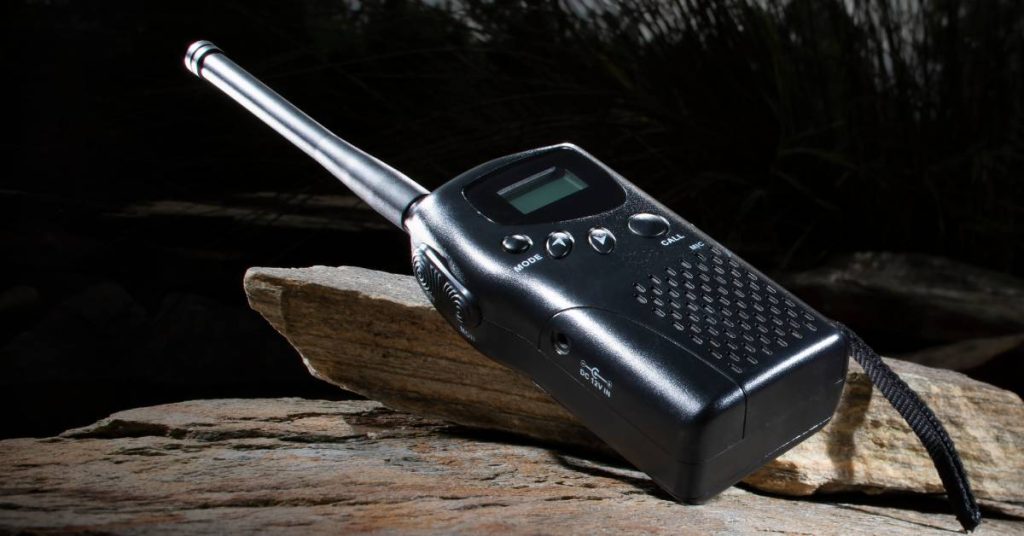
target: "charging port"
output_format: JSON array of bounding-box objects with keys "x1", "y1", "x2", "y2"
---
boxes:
[{"x1": 552, "y1": 332, "x2": 572, "y2": 355}]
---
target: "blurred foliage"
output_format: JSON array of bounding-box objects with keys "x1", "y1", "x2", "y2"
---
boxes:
[
  {"x1": 283, "y1": 0, "x2": 1024, "y2": 273},
  {"x1": 5, "y1": 0, "x2": 1023, "y2": 435},
  {"x1": 8, "y1": 0, "x2": 1024, "y2": 275}
]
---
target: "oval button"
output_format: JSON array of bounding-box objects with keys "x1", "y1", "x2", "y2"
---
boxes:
[
  {"x1": 628, "y1": 213, "x2": 670, "y2": 237},
  {"x1": 501, "y1": 234, "x2": 532, "y2": 253}
]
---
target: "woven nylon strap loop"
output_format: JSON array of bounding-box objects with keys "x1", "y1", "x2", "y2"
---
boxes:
[{"x1": 837, "y1": 323, "x2": 981, "y2": 532}]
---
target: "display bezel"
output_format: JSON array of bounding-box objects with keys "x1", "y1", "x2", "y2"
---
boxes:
[{"x1": 462, "y1": 148, "x2": 626, "y2": 225}]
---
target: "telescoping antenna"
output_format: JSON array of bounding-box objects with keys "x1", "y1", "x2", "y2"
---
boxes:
[{"x1": 184, "y1": 40, "x2": 428, "y2": 229}]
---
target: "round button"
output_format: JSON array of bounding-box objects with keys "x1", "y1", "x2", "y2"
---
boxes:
[
  {"x1": 501, "y1": 234, "x2": 532, "y2": 254},
  {"x1": 545, "y1": 231, "x2": 574, "y2": 258},
  {"x1": 628, "y1": 213, "x2": 670, "y2": 237},
  {"x1": 588, "y1": 227, "x2": 616, "y2": 254}
]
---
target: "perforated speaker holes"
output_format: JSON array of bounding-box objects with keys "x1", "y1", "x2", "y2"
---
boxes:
[{"x1": 633, "y1": 247, "x2": 819, "y2": 375}]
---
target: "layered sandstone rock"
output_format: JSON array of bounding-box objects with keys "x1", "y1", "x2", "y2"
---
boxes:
[
  {"x1": 2, "y1": 399, "x2": 1021, "y2": 534},
  {"x1": 243, "y1": 265, "x2": 1024, "y2": 513}
]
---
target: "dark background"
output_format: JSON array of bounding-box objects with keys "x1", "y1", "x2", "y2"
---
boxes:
[{"x1": 4, "y1": 0, "x2": 1023, "y2": 438}]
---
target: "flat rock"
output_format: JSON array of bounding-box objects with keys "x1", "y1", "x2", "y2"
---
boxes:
[
  {"x1": 781, "y1": 252, "x2": 1024, "y2": 352},
  {"x1": 244, "y1": 265, "x2": 1024, "y2": 515},
  {"x1": 2, "y1": 398, "x2": 1022, "y2": 534}
]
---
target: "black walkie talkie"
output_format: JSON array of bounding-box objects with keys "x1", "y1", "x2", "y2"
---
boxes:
[{"x1": 185, "y1": 41, "x2": 979, "y2": 527}]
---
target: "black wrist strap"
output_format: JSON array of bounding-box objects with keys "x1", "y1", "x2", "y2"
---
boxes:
[{"x1": 838, "y1": 323, "x2": 981, "y2": 532}]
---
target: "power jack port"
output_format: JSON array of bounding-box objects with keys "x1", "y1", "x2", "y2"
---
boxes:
[{"x1": 552, "y1": 332, "x2": 572, "y2": 355}]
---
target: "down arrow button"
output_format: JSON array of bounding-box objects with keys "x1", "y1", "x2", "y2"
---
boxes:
[{"x1": 587, "y1": 227, "x2": 616, "y2": 254}]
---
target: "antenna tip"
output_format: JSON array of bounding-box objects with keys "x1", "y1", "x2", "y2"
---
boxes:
[{"x1": 184, "y1": 40, "x2": 221, "y2": 77}]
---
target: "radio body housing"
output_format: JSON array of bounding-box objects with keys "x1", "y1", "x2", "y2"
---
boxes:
[{"x1": 405, "y1": 143, "x2": 847, "y2": 502}]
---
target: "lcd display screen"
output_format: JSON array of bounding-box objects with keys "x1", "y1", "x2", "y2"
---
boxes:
[{"x1": 498, "y1": 166, "x2": 589, "y2": 214}]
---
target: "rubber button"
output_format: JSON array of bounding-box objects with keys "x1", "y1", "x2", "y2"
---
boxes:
[
  {"x1": 412, "y1": 245, "x2": 481, "y2": 328},
  {"x1": 545, "y1": 231, "x2": 574, "y2": 258},
  {"x1": 501, "y1": 234, "x2": 532, "y2": 253},
  {"x1": 588, "y1": 227, "x2": 616, "y2": 254},
  {"x1": 628, "y1": 213, "x2": 670, "y2": 237}
]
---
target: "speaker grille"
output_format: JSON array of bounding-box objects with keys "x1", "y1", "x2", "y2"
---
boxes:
[{"x1": 634, "y1": 246, "x2": 820, "y2": 375}]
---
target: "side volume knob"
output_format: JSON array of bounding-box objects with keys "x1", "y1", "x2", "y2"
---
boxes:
[{"x1": 411, "y1": 245, "x2": 481, "y2": 329}]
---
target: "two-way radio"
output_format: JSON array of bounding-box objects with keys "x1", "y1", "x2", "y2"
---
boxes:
[{"x1": 184, "y1": 41, "x2": 980, "y2": 529}]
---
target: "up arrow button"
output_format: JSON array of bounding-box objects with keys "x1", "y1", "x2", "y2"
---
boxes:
[
  {"x1": 545, "y1": 231, "x2": 574, "y2": 259},
  {"x1": 588, "y1": 227, "x2": 616, "y2": 254}
]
